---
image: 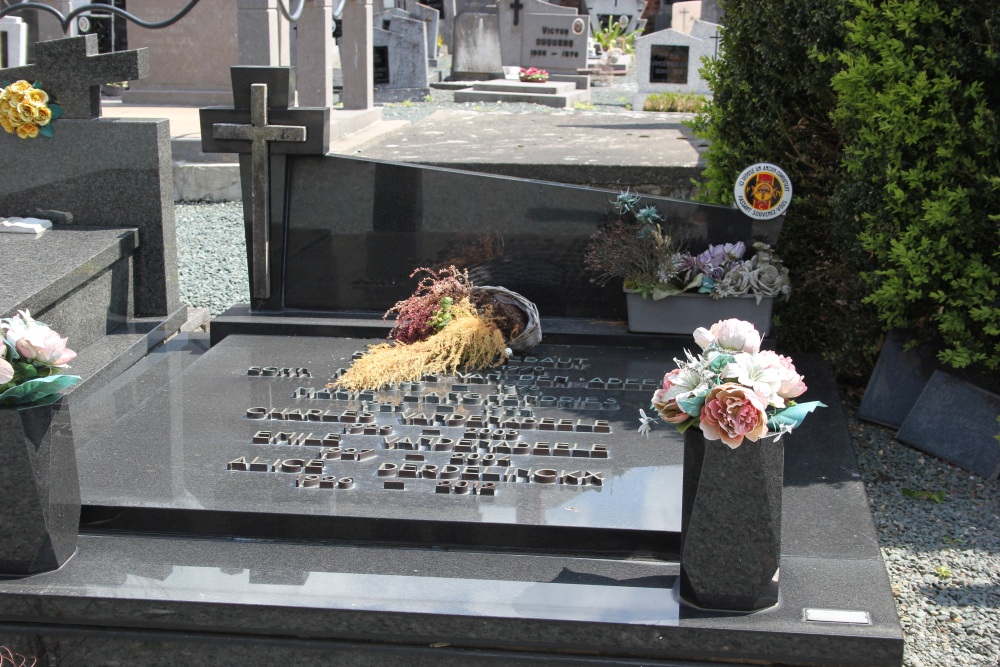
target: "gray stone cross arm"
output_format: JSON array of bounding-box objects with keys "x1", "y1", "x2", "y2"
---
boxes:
[{"x1": 0, "y1": 35, "x2": 148, "y2": 119}]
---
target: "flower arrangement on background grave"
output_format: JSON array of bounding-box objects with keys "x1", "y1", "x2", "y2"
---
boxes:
[
  {"x1": 584, "y1": 191, "x2": 791, "y2": 302},
  {"x1": 519, "y1": 67, "x2": 549, "y2": 83},
  {"x1": 640, "y1": 319, "x2": 824, "y2": 446},
  {"x1": 592, "y1": 16, "x2": 637, "y2": 55},
  {"x1": 0, "y1": 310, "x2": 80, "y2": 406},
  {"x1": 334, "y1": 266, "x2": 540, "y2": 391},
  {"x1": 0, "y1": 80, "x2": 63, "y2": 139}
]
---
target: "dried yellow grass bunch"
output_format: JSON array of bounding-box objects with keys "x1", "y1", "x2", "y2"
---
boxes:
[{"x1": 333, "y1": 298, "x2": 506, "y2": 391}]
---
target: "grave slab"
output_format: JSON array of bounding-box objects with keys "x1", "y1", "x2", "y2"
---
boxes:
[
  {"x1": 453, "y1": 78, "x2": 590, "y2": 107},
  {"x1": 0, "y1": 326, "x2": 902, "y2": 666},
  {"x1": 896, "y1": 370, "x2": 1000, "y2": 480}
]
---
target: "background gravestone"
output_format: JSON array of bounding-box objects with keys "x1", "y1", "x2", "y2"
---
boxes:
[
  {"x1": 0, "y1": 16, "x2": 27, "y2": 69},
  {"x1": 671, "y1": 0, "x2": 699, "y2": 33},
  {"x1": 123, "y1": 0, "x2": 241, "y2": 105},
  {"x1": 632, "y1": 19, "x2": 717, "y2": 108},
  {"x1": 423, "y1": 0, "x2": 457, "y2": 51},
  {"x1": 498, "y1": 0, "x2": 589, "y2": 73},
  {"x1": 0, "y1": 35, "x2": 179, "y2": 319},
  {"x1": 401, "y1": 0, "x2": 441, "y2": 65},
  {"x1": 450, "y1": 0, "x2": 504, "y2": 79},
  {"x1": 372, "y1": 10, "x2": 430, "y2": 102}
]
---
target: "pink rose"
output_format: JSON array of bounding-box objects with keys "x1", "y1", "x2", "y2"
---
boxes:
[
  {"x1": 661, "y1": 368, "x2": 682, "y2": 391},
  {"x1": 651, "y1": 389, "x2": 692, "y2": 424},
  {"x1": 699, "y1": 383, "x2": 768, "y2": 448},
  {"x1": 757, "y1": 350, "x2": 807, "y2": 400},
  {"x1": 15, "y1": 328, "x2": 76, "y2": 367},
  {"x1": 692, "y1": 319, "x2": 762, "y2": 354},
  {"x1": 0, "y1": 357, "x2": 13, "y2": 385},
  {"x1": 5, "y1": 311, "x2": 76, "y2": 368}
]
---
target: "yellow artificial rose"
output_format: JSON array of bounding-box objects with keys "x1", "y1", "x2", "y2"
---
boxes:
[
  {"x1": 9, "y1": 80, "x2": 32, "y2": 95},
  {"x1": 17, "y1": 122, "x2": 39, "y2": 139},
  {"x1": 0, "y1": 86, "x2": 8, "y2": 102},
  {"x1": 17, "y1": 102, "x2": 34, "y2": 122},
  {"x1": 23, "y1": 88, "x2": 49, "y2": 106},
  {"x1": 0, "y1": 116, "x2": 13, "y2": 134},
  {"x1": 7, "y1": 113, "x2": 21, "y2": 128},
  {"x1": 0, "y1": 99, "x2": 10, "y2": 114},
  {"x1": 34, "y1": 105, "x2": 52, "y2": 126}
]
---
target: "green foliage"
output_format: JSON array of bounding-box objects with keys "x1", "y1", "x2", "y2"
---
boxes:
[
  {"x1": 643, "y1": 92, "x2": 707, "y2": 113},
  {"x1": 592, "y1": 17, "x2": 638, "y2": 54},
  {"x1": 901, "y1": 487, "x2": 947, "y2": 503},
  {"x1": 831, "y1": 0, "x2": 1000, "y2": 371},
  {"x1": 690, "y1": 0, "x2": 881, "y2": 384}
]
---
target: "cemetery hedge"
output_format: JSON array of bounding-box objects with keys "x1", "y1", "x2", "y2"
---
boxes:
[
  {"x1": 690, "y1": 0, "x2": 880, "y2": 384},
  {"x1": 831, "y1": 1, "x2": 1000, "y2": 373},
  {"x1": 692, "y1": 0, "x2": 1000, "y2": 383}
]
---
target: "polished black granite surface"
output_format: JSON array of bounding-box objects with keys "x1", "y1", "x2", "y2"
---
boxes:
[
  {"x1": 256, "y1": 154, "x2": 784, "y2": 315},
  {"x1": 75, "y1": 334, "x2": 683, "y2": 557},
  {"x1": 0, "y1": 328, "x2": 903, "y2": 666}
]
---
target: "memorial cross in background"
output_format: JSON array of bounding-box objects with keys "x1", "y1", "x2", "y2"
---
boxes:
[
  {"x1": 0, "y1": 34, "x2": 147, "y2": 118},
  {"x1": 200, "y1": 67, "x2": 330, "y2": 304},
  {"x1": 212, "y1": 83, "x2": 306, "y2": 299}
]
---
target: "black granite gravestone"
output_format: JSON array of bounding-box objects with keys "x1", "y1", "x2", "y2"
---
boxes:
[
  {"x1": 0, "y1": 65, "x2": 902, "y2": 667},
  {"x1": 897, "y1": 370, "x2": 1000, "y2": 480}
]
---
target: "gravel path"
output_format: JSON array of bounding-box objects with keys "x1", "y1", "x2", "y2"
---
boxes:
[{"x1": 174, "y1": 93, "x2": 999, "y2": 665}]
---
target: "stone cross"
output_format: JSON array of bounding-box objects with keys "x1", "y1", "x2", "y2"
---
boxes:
[
  {"x1": 214, "y1": 84, "x2": 306, "y2": 299},
  {"x1": 0, "y1": 34, "x2": 148, "y2": 119},
  {"x1": 510, "y1": 0, "x2": 524, "y2": 26},
  {"x1": 200, "y1": 67, "x2": 330, "y2": 302}
]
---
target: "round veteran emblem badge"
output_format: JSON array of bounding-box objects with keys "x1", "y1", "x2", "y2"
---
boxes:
[{"x1": 733, "y1": 163, "x2": 792, "y2": 220}]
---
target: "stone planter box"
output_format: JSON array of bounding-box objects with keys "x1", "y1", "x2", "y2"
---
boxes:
[{"x1": 626, "y1": 292, "x2": 774, "y2": 336}]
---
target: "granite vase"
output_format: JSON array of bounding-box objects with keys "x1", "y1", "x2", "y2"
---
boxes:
[
  {"x1": 625, "y1": 292, "x2": 773, "y2": 336},
  {"x1": 679, "y1": 428, "x2": 782, "y2": 611},
  {"x1": 0, "y1": 397, "x2": 81, "y2": 575}
]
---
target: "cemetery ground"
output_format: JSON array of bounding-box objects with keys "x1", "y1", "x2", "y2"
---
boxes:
[{"x1": 168, "y1": 78, "x2": 999, "y2": 664}]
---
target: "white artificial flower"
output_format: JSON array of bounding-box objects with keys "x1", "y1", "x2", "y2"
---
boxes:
[{"x1": 723, "y1": 352, "x2": 785, "y2": 407}]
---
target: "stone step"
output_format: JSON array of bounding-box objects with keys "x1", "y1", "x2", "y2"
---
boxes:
[
  {"x1": 470, "y1": 79, "x2": 579, "y2": 95},
  {"x1": 1, "y1": 224, "x2": 191, "y2": 400},
  {"x1": 453, "y1": 88, "x2": 590, "y2": 109},
  {"x1": 1, "y1": 227, "x2": 138, "y2": 351}
]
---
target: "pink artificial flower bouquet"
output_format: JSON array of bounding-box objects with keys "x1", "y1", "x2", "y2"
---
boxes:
[
  {"x1": 0, "y1": 310, "x2": 80, "y2": 406},
  {"x1": 642, "y1": 319, "x2": 823, "y2": 447}
]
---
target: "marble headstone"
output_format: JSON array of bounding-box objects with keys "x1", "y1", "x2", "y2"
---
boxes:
[
  {"x1": 632, "y1": 19, "x2": 718, "y2": 107},
  {"x1": 499, "y1": 0, "x2": 589, "y2": 73},
  {"x1": 123, "y1": 0, "x2": 241, "y2": 106},
  {"x1": 373, "y1": 9, "x2": 430, "y2": 102},
  {"x1": 450, "y1": 0, "x2": 504, "y2": 79},
  {"x1": 0, "y1": 16, "x2": 27, "y2": 69}
]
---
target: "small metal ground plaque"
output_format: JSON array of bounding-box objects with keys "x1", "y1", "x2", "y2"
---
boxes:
[{"x1": 804, "y1": 609, "x2": 872, "y2": 625}]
